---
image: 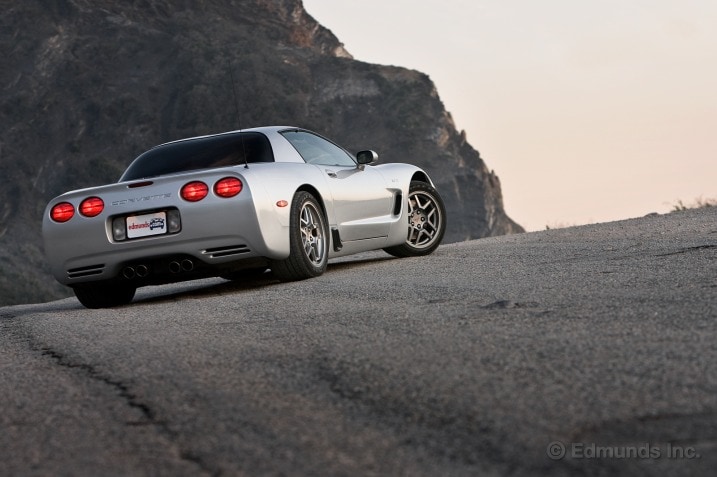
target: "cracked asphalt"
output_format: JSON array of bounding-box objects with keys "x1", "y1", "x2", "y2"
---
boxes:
[{"x1": 1, "y1": 207, "x2": 715, "y2": 476}]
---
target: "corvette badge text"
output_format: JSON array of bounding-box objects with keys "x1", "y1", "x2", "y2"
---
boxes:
[
  {"x1": 546, "y1": 441, "x2": 700, "y2": 461},
  {"x1": 112, "y1": 193, "x2": 172, "y2": 206}
]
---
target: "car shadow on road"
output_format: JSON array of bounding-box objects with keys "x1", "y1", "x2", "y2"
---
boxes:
[{"x1": 132, "y1": 254, "x2": 396, "y2": 305}]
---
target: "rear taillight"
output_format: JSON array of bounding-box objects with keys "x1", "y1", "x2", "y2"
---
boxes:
[
  {"x1": 50, "y1": 202, "x2": 75, "y2": 223},
  {"x1": 79, "y1": 197, "x2": 104, "y2": 217},
  {"x1": 214, "y1": 177, "x2": 243, "y2": 198},
  {"x1": 181, "y1": 181, "x2": 209, "y2": 202}
]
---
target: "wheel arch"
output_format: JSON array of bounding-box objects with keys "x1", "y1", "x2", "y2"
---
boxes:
[
  {"x1": 410, "y1": 170, "x2": 432, "y2": 185},
  {"x1": 295, "y1": 184, "x2": 328, "y2": 217}
]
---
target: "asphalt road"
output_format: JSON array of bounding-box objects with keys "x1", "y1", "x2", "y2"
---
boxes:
[{"x1": 1, "y1": 207, "x2": 715, "y2": 476}]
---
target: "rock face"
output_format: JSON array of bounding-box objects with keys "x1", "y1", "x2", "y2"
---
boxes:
[{"x1": 0, "y1": 0, "x2": 523, "y2": 305}]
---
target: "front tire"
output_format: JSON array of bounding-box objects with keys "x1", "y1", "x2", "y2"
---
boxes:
[
  {"x1": 73, "y1": 282, "x2": 136, "y2": 309},
  {"x1": 384, "y1": 181, "x2": 446, "y2": 257},
  {"x1": 270, "y1": 191, "x2": 329, "y2": 281}
]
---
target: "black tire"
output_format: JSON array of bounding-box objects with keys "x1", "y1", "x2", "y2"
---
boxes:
[
  {"x1": 73, "y1": 282, "x2": 136, "y2": 309},
  {"x1": 384, "y1": 181, "x2": 446, "y2": 257},
  {"x1": 270, "y1": 191, "x2": 329, "y2": 281}
]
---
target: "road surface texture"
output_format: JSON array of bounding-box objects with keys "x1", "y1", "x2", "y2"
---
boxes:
[{"x1": 1, "y1": 207, "x2": 715, "y2": 476}]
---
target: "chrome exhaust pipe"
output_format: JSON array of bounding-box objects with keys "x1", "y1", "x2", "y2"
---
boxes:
[
  {"x1": 169, "y1": 261, "x2": 181, "y2": 274},
  {"x1": 136, "y1": 264, "x2": 149, "y2": 278},
  {"x1": 181, "y1": 259, "x2": 194, "y2": 272},
  {"x1": 122, "y1": 266, "x2": 136, "y2": 279}
]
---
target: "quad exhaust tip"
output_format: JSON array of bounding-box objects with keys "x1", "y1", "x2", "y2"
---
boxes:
[
  {"x1": 123, "y1": 264, "x2": 150, "y2": 279},
  {"x1": 123, "y1": 266, "x2": 136, "y2": 279},
  {"x1": 136, "y1": 264, "x2": 149, "y2": 278},
  {"x1": 124, "y1": 260, "x2": 194, "y2": 277},
  {"x1": 169, "y1": 259, "x2": 194, "y2": 274}
]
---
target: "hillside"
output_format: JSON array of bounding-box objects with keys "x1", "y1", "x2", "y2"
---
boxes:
[{"x1": 0, "y1": 0, "x2": 523, "y2": 305}]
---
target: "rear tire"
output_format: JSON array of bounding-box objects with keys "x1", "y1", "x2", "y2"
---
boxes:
[
  {"x1": 73, "y1": 282, "x2": 136, "y2": 309},
  {"x1": 270, "y1": 191, "x2": 329, "y2": 281},
  {"x1": 384, "y1": 181, "x2": 446, "y2": 257}
]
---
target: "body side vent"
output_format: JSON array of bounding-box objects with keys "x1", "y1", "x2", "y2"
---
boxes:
[
  {"x1": 67, "y1": 264, "x2": 105, "y2": 279},
  {"x1": 202, "y1": 245, "x2": 250, "y2": 258}
]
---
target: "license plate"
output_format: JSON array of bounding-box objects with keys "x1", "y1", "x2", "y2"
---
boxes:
[{"x1": 126, "y1": 212, "x2": 167, "y2": 239}]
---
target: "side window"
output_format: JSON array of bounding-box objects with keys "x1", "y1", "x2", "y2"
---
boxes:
[{"x1": 281, "y1": 130, "x2": 356, "y2": 167}]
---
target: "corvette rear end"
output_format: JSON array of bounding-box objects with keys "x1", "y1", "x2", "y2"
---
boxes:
[{"x1": 43, "y1": 169, "x2": 277, "y2": 296}]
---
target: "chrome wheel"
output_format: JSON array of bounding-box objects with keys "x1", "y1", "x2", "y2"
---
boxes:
[
  {"x1": 300, "y1": 201, "x2": 326, "y2": 266},
  {"x1": 407, "y1": 190, "x2": 443, "y2": 249},
  {"x1": 384, "y1": 181, "x2": 446, "y2": 258},
  {"x1": 270, "y1": 191, "x2": 329, "y2": 280}
]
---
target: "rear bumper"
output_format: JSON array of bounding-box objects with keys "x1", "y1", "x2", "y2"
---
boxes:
[{"x1": 57, "y1": 234, "x2": 269, "y2": 286}]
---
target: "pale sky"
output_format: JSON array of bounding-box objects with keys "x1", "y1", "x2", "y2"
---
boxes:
[{"x1": 303, "y1": 0, "x2": 717, "y2": 231}]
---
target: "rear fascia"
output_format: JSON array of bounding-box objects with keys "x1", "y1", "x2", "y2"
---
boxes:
[{"x1": 42, "y1": 168, "x2": 287, "y2": 286}]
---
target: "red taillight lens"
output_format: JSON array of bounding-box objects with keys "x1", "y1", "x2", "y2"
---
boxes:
[
  {"x1": 79, "y1": 197, "x2": 104, "y2": 217},
  {"x1": 50, "y1": 202, "x2": 75, "y2": 223},
  {"x1": 214, "y1": 177, "x2": 243, "y2": 198},
  {"x1": 181, "y1": 181, "x2": 209, "y2": 202}
]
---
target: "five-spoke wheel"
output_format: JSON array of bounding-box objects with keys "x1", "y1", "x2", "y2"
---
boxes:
[
  {"x1": 271, "y1": 191, "x2": 329, "y2": 280},
  {"x1": 384, "y1": 181, "x2": 446, "y2": 257},
  {"x1": 299, "y1": 200, "x2": 326, "y2": 267}
]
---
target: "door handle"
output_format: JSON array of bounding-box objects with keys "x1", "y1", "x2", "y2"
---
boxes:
[{"x1": 325, "y1": 170, "x2": 337, "y2": 178}]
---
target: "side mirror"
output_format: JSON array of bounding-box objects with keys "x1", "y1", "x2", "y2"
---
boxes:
[{"x1": 356, "y1": 150, "x2": 379, "y2": 166}]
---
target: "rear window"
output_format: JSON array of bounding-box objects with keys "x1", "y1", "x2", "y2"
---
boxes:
[{"x1": 120, "y1": 132, "x2": 274, "y2": 181}]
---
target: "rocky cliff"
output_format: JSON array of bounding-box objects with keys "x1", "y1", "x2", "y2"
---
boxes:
[{"x1": 0, "y1": 0, "x2": 523, "y2": 305}]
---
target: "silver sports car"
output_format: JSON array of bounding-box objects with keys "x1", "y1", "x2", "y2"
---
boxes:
[{"x1": 43, "y1": 127, "x2": 446, "y2": 308}]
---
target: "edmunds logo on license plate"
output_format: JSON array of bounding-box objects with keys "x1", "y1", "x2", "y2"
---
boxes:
[{"x1": 126, "y1": 212, "x2": 167, "y2": 239}]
